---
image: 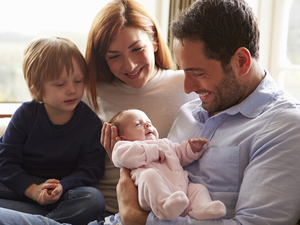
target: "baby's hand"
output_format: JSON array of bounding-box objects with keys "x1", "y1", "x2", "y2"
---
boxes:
[
  {"x1": 158, "y1": 149, "x2": 166, "y2": 163},
  {"x1": 188, "y1": 137, "x2": 209, "y2": 154}
]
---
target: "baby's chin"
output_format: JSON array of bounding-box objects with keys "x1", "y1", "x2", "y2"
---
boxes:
[{"x1": 145, "y1": 134, "x2": 158, "y2": 140}]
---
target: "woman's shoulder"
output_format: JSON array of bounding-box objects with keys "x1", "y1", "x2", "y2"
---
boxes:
[
  {"x1": 148, "y1": 68, "x2": 184, "y2": 87},
  {"x1": 157, "y1": 68, "x2": 184, "y2": 79}
]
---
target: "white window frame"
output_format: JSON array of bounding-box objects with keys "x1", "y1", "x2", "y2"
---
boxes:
[
  {"x1": 256, "y1": 0, "x2": 300, "y2": 97},
  {"x1": 1, "y1": 0, "x2": 299, "y2": 117}
]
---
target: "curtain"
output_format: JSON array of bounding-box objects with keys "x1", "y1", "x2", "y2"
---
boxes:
[{"x1": 168, "y1": 0, "x2": 196, "y2": 69}]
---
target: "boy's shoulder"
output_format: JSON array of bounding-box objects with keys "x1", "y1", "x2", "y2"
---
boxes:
[{"x1": 13, "y1": 100, "x2": 40, "y2": 118}]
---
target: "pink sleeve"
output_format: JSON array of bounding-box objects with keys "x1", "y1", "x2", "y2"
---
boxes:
[
  {"x1": 163, "y1": 138, "x2": 203, "y2": 167},
  {"x1": 112, "y1": 141, "x2": 160, "y2": 169}
]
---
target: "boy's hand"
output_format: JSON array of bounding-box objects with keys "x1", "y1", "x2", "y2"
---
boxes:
[
  {"x1": 24, "y1": 179, "x2": 62, "y2": 205},
  {"x1": 37, "y1": 179, "x2": 63, "y2": 205},
  {"x1": 188, "y1": 137, "x2": 209, "y2": 155}
]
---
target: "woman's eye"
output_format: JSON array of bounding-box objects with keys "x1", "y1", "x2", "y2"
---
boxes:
[
  {"x1": 133, "y1": 47, "x2": 143, "y2": 52},
  {"x1": 75, "y1": 79, "x2": 83, "y2": 83},
  {"x1": 109, "y1": 55, "x2": 120, "y2": 60},
  {"x1": 136, "y1": 123, "x2": 141, "y2": 126},
  {"x1": 55, "y1": 83, "x2": 64, "y2": 87}
]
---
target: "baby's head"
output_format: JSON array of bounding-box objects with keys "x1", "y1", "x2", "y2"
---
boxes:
[{"x1": 109, "y1": 109, "x2": 159, "y2": 141}]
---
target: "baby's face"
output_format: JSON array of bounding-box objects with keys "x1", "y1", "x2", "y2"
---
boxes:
[{"x1": 118, "y1": 110, "x2": 159, "y2": 141}]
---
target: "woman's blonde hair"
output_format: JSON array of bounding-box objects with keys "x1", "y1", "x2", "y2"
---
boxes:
[
  {"x1": 85, "y1": 0, "x2": 173, "y2": 112},
  {"x1": 23, "y1": 36, "x2": 88, "y2": 103}
]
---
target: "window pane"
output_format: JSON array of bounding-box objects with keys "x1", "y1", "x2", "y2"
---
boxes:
[
  {"x1": 279, "y1": 70, "x2": 300, "y2": 99},
  {"x1": 0, "y1": 0, "x2": 111, "y2": 103},
  {"x1": 287, "y1": 0, "x2": 300, "y2": 65}
]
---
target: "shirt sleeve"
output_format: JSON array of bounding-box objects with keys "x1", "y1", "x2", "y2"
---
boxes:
[
  {"x1": 112, "y1": 141, "x2": 160, "y2": 169},
  {"x1": 0, "y1": 102, "x2": 36, "y2": 196},
  {"x1": 59, "y1": 116, "x2": 106, "y2": 193},
  {"x1": 163, "y1": 138, "x2": 203, "y2": 167}
]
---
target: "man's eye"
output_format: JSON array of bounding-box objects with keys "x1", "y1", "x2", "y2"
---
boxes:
[{"x1": 193, "y1": 72, "x2": 205, "y2": 77}]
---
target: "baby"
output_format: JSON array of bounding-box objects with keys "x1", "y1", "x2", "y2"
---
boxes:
[{"x1": 110, "y1": 109, "x2": 226, "y2": 220}]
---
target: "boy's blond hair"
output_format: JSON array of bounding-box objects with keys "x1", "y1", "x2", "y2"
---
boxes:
[{"x1": 23, "y1": 36, "x2": 87, "y2": 103}]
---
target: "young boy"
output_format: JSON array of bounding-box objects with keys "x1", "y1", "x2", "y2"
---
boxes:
[
  {"x1": 109, "y1": 109, "x2": 226, "y2": 220},
  {"x1": 0, "y1": 37, "x2": 106, "y2": 225}
]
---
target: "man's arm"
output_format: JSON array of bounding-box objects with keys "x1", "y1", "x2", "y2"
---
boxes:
[{"x1": 117, "y1": 168, "x2": 149, "y2": 225}]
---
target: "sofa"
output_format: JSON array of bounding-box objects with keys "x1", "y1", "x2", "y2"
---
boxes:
[{"x1": 0, "y1": 118, "x2": 10, "y2": 136}]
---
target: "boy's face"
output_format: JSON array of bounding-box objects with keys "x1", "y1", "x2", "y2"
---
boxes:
[
  {"x1": 43, "y1": 58, "x2": 84, "y2": 123},
  {"x1": 118, "y1": 109, "x2": 159, "y2": 141}
]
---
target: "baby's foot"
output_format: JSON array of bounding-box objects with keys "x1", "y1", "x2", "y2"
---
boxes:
[
  {"x1": 189, "y1": 200, "x2": 226, "y2": 220},
  {"x1": 161, "y1": 191, "x2": 189, "y2": 220}
]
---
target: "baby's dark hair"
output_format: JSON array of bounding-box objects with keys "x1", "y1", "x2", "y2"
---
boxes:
[{"x1": 109, "y1": 109, "x2": 134, "y2": 135}]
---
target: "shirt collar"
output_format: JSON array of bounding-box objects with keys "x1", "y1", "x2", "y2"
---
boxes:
[{"x1": 192, "y1": 70, "x2": 278, "y2": 121}]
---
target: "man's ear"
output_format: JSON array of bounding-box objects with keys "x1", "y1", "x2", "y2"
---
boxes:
[{"x1": 233, "y1": 47, "x2": 251, "y2": 76}]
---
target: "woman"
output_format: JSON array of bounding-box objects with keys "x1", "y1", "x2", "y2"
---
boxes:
[{"x1": 84, "y1": 0, "x2": 197, "y2": 216}]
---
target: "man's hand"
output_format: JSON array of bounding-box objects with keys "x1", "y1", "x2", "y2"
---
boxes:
[{"x1": 117, "y1": 168, "x2": 149, "y2": 225}]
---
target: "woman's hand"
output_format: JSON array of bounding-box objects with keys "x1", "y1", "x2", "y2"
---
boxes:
[
  {"x1": 117, "y1": 168, "x2": 149, "y2": 225},
  {"x1": 101, "y1": 122, "x2": 119, "y2": 161}
]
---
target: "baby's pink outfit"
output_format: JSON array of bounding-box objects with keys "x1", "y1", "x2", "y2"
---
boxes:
[{"x1": 112, "y1": 138, "x2": 226, "y2": 220}]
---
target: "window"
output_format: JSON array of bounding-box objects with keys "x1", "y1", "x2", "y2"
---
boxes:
[
  {"x1": 0, "y1": 0, "x2": 110, "y2": 103},
  {"x1": 269, "y1": 0, "x2": 300, "y2": 100},
  {"x1": 0, "y1": 0, "x2": 160, "y2": 105},
  {"x1": 1, "y1": 0, "x2": 299, "y2": 114}
]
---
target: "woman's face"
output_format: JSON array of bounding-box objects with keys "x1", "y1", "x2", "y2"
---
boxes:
[{"x1": 105, "y1": 26, "x2": 158, "y2": 89}]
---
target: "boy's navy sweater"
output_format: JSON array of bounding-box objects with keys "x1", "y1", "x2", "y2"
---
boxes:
[{"x1": 0, "y1": 100, "x2": 105, "y2": 196}]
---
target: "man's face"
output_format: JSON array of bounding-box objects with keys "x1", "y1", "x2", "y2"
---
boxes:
[{"x1": 173, "y1": 38, "x2": 247, "y2": 115}]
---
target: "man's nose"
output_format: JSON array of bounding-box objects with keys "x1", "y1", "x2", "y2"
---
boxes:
[{"x1": 184, "y1": 73, "x2": 199, "y2": 94}]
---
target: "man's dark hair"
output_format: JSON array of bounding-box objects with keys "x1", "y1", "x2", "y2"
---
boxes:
[{"x1": 171, "y1": 0, "x2": 260, "y2": 68}]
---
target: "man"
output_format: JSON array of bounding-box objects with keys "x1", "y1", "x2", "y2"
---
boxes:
[{"x1": 116, "y1": 0, "x2": 300, "y2": 224}]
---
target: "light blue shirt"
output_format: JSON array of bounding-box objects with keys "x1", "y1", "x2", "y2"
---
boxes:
[{"x1": 147, "y1": 73, "x2": 300, "y2": 224}]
